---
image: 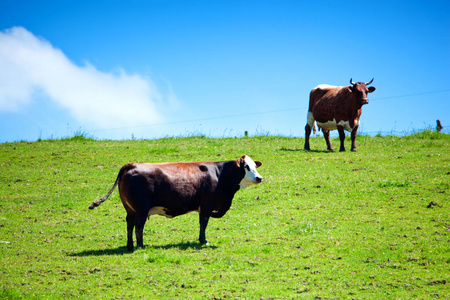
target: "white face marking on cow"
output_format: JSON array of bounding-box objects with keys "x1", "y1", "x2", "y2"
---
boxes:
[{"x1": 239, "y1": 156, "x2": 262, "y2": 189}]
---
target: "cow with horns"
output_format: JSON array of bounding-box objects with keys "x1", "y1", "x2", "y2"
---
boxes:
[{"x1": 304, "y1": 78, "x2": 376, "y2": 152}]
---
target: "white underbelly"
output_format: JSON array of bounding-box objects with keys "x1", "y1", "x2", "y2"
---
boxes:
[
  {"x1": 148, "y1": 206, "x2": 173, "y2": 218},
  {"x1": 147, "y1": 206, "x2": 200, "y2": 219},
  {"x1": 317, "y1": 119, "x2": 358, "y2": 132}
]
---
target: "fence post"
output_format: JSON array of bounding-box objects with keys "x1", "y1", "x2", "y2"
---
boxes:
[{"x1": 436, "y1": 120, "x2": 442, "y2": 132}]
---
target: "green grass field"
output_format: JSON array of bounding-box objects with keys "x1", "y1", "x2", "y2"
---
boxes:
[{"x1": 1, "y1": 132, "x2": 449, "y2": 299}]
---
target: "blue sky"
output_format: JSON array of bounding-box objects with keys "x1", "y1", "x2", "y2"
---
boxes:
[{"x1": 1, "y1": 0, "x2": 449, "y2": 142}]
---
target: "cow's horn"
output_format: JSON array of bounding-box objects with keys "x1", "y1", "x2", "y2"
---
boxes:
[
  {"x1": 350, "y1": 78, "x2": 356, "y2": 85},
  {"x1": 365, "y1": 78, "x2": 374, "y2": 85}
]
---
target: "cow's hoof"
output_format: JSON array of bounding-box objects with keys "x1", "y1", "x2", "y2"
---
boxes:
[
  {"x1": 199, "y1": 239, "x2": 208, "y2": 245},
  {"x1": 127, "y1": 246, "x2": 134, "y2": 252},
  {"x1": 351, "y1": 148, "x2": 357, "y2": 152}
]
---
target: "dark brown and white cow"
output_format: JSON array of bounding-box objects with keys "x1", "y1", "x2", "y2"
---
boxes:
[
  {"x1": 304, "y1": 78, "x2": 376, "y2": 152},
  {"x1": 89, "y1": 155, "x2": 262, "y2": 250}
]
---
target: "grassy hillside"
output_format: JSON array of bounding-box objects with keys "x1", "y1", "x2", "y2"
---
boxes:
[{"x1": 0, "y1": 132, "x2": 449, "y2": 299}]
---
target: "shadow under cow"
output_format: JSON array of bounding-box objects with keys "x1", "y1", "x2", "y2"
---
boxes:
[{"x1": 69, "y1": 241, "x2": 216, "y2": 257}]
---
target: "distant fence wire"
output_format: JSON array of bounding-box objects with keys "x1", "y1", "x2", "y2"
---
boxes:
[
  {"x1": 87, "y1": 89, "x2": 450, "y2": 135},
  {"x1": 369, "y1": 89, "x2": 450, "y2": 101},
  {"x1": 88, "y1": 107, "x2": 304, "y2": 133},
  {"x1": 358, "y1": 128, "x2": 450, "y2": 136}
]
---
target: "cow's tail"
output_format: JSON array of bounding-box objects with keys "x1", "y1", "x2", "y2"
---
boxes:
[{"x1": 88, "y1": 165, "x2": 130, "y2": 209}]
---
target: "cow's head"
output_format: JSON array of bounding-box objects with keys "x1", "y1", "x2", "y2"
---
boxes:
[
  {"x1": 349, "y1": 78, "x2": 376, "y2": 106},
  {"x1": 237, "y1": 155, "x2": 262, "y2": 189}
]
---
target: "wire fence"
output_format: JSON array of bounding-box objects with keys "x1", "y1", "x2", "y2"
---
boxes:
[{"x1": 86, "y1": 88, "x2": 450, "y2": 137}]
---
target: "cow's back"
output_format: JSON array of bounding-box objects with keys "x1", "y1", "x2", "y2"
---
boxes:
[
  {"x1": 118, "y1": 162, "x2": 216, "y2": 216},
  {"x1": 309, "y1": 85, "x2": 341, "y2": 107},
  {"x1": 309, "y1": 85, "x2": 351, "y2": 122}
]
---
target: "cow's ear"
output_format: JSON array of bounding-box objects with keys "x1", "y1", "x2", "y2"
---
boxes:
[
  {"x1": 368, "y1": 86, "x2": 376, "y2": 93},
  {"x1": 236, "y1": 155, "x2": 246, "y2": 167},
  {"x1": 235, "y1": 159, "x2": 240, "y2": 167},
  {"x1": 255, "y1": 161, "x2": 262, "y2": 168},
  {"x1": 239, "y1": 155, "x2": 246, "y2": 167}
]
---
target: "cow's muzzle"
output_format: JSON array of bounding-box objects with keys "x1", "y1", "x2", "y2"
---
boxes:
[
  {"x1": 255, "y1": 177, "x2": 262, "y2": 183},
  {"x1": 361, "y1": 98, "x2": 369, "y2": 105}
]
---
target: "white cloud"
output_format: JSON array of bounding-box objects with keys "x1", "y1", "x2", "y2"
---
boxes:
[{"x1": 0, "y1": 27, "x2": 177, "y2": 128}]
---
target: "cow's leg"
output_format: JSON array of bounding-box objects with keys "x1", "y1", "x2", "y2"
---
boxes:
[
  {"x1": 304, "y1": 112, "x2": 314, "y2": 150},
  {"x1": 323, "y1": 130, "x2": 334, "y2": 151},
  {"x1": 198, "y1": 212, "x2": 210, "y2": 245},
  {"x1": 304, "y1": 124, "x2": 311, "y2": 150},
  {"x1": 350, "y1": 125, "x2": 359, "y2": 152},
  {"x1": 134, "y1": 212, "x2": 148, "y2": 249},
  {"x1": 126, "y1": 212, "x2": 135, "y2": 251},
  {"x1": 337, "y1": 125, "x2": 346, "y2": 152}
]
